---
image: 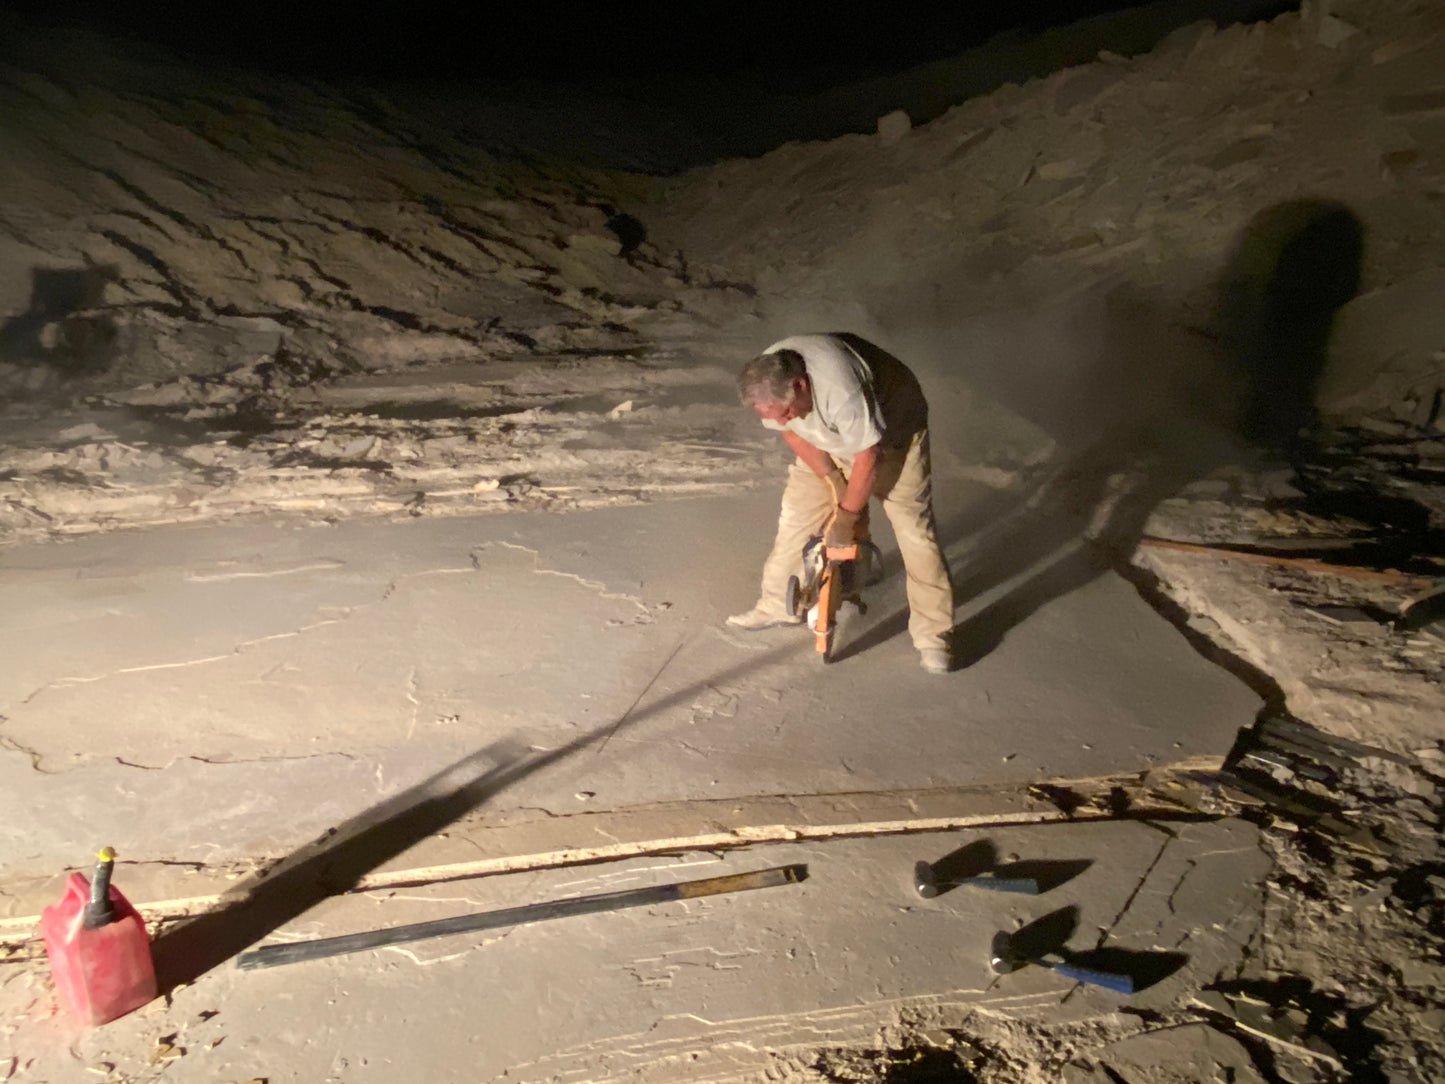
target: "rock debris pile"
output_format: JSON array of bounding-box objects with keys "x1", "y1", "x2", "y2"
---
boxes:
[
  {"x1": 1, "y1": 0, "x2": 1443, "y2": 1081},
  {"x1": 0, "y1": 19, "x2": 770, "y2": 539}
]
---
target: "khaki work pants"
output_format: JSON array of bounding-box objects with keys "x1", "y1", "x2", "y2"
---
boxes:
[{"x1": 753, "y1": 429, "x2": 954, "y2": 650}]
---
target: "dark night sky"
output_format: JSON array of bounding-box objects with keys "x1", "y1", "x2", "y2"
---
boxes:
[{"x1": 2, "y1": 0, "x2": 1178, "y2": 85}]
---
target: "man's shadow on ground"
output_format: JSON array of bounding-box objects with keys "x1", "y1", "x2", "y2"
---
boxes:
[
  {"x1": 837, "y1": 199, "x2": 1363, "y2": 673},
  {"x1": 149, "y1": 636, "x2": 808, "y2": 990}
]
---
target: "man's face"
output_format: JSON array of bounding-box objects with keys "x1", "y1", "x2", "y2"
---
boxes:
[{"x1": 752, "y1": 376, "x2": 812, "y2": 425}]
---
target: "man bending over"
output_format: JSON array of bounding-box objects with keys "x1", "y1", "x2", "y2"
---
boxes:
[{"x1": 728, "y1": 333, "x2": 954, "y2": 674}]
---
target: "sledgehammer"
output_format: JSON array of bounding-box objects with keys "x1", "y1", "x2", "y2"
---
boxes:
[
  {"x1": 913, "y1": 859, "x2": 1040, "y2": 897},
  {"x1": 989, "y1": 929, "x2": 1135, "y2": 993}
]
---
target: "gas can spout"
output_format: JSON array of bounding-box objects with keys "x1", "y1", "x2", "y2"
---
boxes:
[{"x1": 83, "y1": 847, "x2": 117, "y2": 928}]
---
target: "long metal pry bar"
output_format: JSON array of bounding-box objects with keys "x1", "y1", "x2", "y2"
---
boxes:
[{"x1": 237, "y1": 863, "x2": 808, "y2": 970}]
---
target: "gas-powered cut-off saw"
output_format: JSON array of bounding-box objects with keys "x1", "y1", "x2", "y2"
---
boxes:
[{"x1": 785, "y1": 533, "x2": 882, "y2": 663}]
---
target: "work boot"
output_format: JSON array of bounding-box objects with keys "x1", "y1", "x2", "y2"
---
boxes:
[
  {"x1": 919, "y1": 646, "x2": 951, "y2": 674},
  {"x1": 726, "y1": 605, "x2": 801, "y2": 631}
]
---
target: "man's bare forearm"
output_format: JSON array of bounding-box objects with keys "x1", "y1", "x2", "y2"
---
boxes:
[
  {"x1": 781, "y1": 430, "x2": 835, "y2": 478},
  {"x1": 781, "y1": 432, "x2": 878, "y2": 514}
]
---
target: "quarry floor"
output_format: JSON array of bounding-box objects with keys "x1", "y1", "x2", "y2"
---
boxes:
[
  {"x1": 3, "y1": 416, "x2": 1441, "y2": 1084},
  {"x1": 0, "y1": 443, "x2": 1271, "y2": 1080}
]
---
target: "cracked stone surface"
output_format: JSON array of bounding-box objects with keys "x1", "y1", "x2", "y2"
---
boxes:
[
  {"x1": 4, "y1": 2, "x2": 1444, "y2": 1081},
  {"x1": 0, "y1": 823, "x2": 1268, "y2": 1083},
  {"x1": 1088, "y1": 1024, "x2": 1270, "y2": 1084},
  {"x1": 0, "y1": 487, "x2": 1258, "y2": 885}
]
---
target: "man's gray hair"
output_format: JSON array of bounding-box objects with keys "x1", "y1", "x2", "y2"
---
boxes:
[{"x1": 738, "y1": 349, "x2": 806, "y2": 406}]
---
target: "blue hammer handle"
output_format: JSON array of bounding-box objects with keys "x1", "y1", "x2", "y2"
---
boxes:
[{"x1": 1051, "y1": 960, "x2": 1136, "y2": 994}]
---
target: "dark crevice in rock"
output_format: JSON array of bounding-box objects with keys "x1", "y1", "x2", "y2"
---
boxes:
[
  {"x1": 95, "y1": 228, "x2": 202, "y2": 317},
  {"x1": 285, "y1": 253, "x2": 351, "y2": 295},
  {"x1": 425, "y1": 217, "x2": 509, "y2": 269},
  {"x1": 97, "y1": 166, "x2": 204, "y2": 234},
  {"x1": 416, "y1": 244, "x2": 471, "y2": 277},
  {"x1": 352, "y1": 303, "x2": 421, "y2": 331},
  {"x1": 311, "y1": 210, "x2": 435, "y2": 271},
  {"x1": 210, "y1": 304, "x2": 309, "y2": 329},
  {"x1": 110, "y1": 207, "x2": 182, "y2": 242},
  {"x1": 1093, "y1": 829, "x2": 1174, "y2": 949}
]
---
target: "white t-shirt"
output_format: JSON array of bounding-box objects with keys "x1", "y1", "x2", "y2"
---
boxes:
[{"x1": 760, "y1": 334, "x2": 886, "y2": 456}]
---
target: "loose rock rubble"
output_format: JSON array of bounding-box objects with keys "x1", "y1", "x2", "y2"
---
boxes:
[
  {"x1": 0, "y1": 13, "x2": 770, "y2": 542},
  {"x1": 2, "y1": 1, "x2": 1444, "y2": 1082},
  {"x1": 643, "y1": 0, "x2": 1445, "y2": 1077},
  {"x1": 781, "y1": 720, "x2": 1444, "y2": 1083}
]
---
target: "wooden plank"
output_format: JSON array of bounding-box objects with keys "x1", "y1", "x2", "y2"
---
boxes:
[{"x1": 0, "y1": 768, "x2": 1217, "y2": 944}]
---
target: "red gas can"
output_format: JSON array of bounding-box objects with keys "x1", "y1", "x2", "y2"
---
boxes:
[{"x1": 40, "y1": 849, "x2": 157, "y2": 1026}]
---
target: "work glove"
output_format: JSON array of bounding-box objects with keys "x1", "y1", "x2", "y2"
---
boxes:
[
  {"x1": 824, "y1": 507, "x2": 861, "y2": 548},
  {"x1": 824, "y1": 468, "x2": 849, "y2": 506}
]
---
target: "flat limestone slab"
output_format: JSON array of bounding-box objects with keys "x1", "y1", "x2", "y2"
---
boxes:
[{"x1": 0, "y1": 492, "x2": 1258, "y2": 886}]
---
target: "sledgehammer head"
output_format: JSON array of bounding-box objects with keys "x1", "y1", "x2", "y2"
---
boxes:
[
  {"x1": 989, "y1": 929, "x2": 1027, "y2": 974},
  {"x1": 989, "y1": 924, "x2": 1137, "y2": 993},
  {"x1": 913, "y1": 860, "x2": 942, "y2": 898}
]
